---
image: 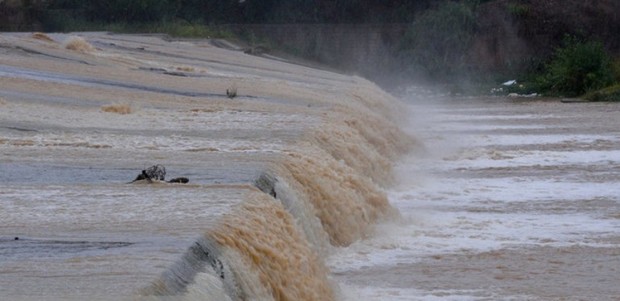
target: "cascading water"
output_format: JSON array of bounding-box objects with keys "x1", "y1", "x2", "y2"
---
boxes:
[{"x1": 0, "y1": 32, "x2": 417, "y2": 301}]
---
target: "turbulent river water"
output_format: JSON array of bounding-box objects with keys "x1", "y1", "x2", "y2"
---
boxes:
[
  {"x1": 1, "y1": 32, "x2": 619, "y2": 301},
  {"x1": 333, "y1": 97, "x2": 620, "y2": 300}
]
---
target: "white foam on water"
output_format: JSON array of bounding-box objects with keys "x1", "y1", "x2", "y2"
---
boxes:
[
  {"x1": 339, "y1": 283, "x2": 500, "y2": 301},
  {"x1": 393, "y1": 177, "x2": 620, "y2": 205},
  {"x1": 441, "y1": 113, "x2": 557, "y2": 120},
  {"x1": 440, "y1": 149, "x2": 620, "y2": 168},
  {"x1": 474, "y1": 134, "x2": 620, "y2": 146},
  {"x1": 330, "y1": 190, "x2": 619, "y2": 271},
  {"x1": 437, "y1": 123, "x2": 551, "y2": 131},
  {"x1": 331, "y1": 100, "x2": 620, "y2": 300}
]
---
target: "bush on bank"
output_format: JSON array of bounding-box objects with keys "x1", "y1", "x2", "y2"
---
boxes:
[
  {"x1": 535, "y1": 36, "x2": 615, "y2": 97},
  {"x1": 583, "y1": 84, "x2": 620, "y2": 102},
  {"x1": 494, "y1": 36, "x2": 617, "y2": 99}
]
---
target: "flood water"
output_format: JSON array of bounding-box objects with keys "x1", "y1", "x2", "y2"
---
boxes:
[
  {"x1": 0, "y1": 32, "x2": 410, "y2": 300},
  {"x1": 1, "y1": 32, "x2": 619, "y2": 301},
  {"x1": 332, "y1": 97, "x2": 620, "y2": 300}
]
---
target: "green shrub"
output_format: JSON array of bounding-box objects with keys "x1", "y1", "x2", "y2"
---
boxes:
[
  {"x1": 83, "y1": 0, "x2": 172, "y2": 23},
  {"x1": 583, "y1": 84, "x2": 620, "y2": 102},
  {"x1": 507, "y1": 3, "x2": 529, "y2": 17},
  {"x1": 537, "y1": 36, "x2": 615, "y2": 96},
  {"x1": 612, "y1": 58, "x2": 620, "y2": 82}
]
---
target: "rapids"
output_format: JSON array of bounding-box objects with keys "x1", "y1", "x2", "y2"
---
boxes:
[{"x1": 331, "y1": 97, "x2": 620, "y2": 300}]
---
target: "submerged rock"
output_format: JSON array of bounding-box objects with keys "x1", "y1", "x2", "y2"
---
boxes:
[
  {"x1": 254, "y1": 172, "x2": 277, "y2": 198},
  {"x1": 168, "y1": 177, "x2": 189, "y2": 184},
  {"x1": 128, "y1": 165, "x2": 188, "y2": 184}
]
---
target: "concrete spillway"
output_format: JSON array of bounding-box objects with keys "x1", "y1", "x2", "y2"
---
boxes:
[{"x1": 0, "y1": 32, "x2": 415, "y2": 300}]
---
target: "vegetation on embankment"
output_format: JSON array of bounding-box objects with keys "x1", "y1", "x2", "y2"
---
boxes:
[
  {"x1": 583, "y1": 85, "x2": 620, "y2": 102},
  {"x1": 398, "y1": 0, "x2": 620, "y2": 99},
  {"x1": 499, "y1": 36, "x2": 620, "y2": 100},
  {"x1": 3, "y1": 0, "x2": 620, "y2": 100},
  {"x1": 0, "y1": 0, "x2": 438, "y2": 29}
]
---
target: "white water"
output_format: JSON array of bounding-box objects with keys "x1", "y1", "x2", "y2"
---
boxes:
[{"x1": 331, "y1": 98, "x2": 620, "y2": 300}]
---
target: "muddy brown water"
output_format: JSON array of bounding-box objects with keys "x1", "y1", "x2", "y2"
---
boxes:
[{"x1": 0, "y1": 32, "x2": 414, "y2": 300}]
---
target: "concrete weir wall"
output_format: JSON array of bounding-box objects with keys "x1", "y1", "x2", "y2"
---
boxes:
[{"x1": 0, "y1": 32, "x2": 416, "y2": 300}]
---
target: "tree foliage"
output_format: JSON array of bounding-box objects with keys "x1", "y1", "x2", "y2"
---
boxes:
[
  {"x1": 399, "y1": 1, "x2": 478, "y2": 80},
  {"x1": 82, "y1": 0, "x2": 171, "y2": 22},
  {"x1": 538, "y1": 36, "x2": 615, "y2": 96},
  {"x1": 40, "y1": 0, "x2": 437, "y2": 25},
  {"x1": 10, "y1": 0, "x2": 619, "y2": 93}
]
